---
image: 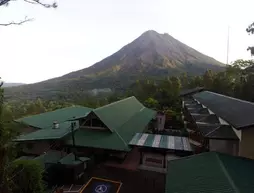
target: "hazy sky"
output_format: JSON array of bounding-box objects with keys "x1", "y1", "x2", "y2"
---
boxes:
[{"x1": 1, "y1": 0, "x2": 254, "y2": 83}]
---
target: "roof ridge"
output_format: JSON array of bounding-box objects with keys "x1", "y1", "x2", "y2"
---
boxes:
[
  {"x1": 215, "y1": 153, "x2": 240, "y2": 193},
  {"x1": 112, "y1": 107, "x2": 149, "y2": 150},
  {"x1": 114, "y1": 129, "x2": 129, "y2": 150},
  {"x1": 94, "y1": 96, "x2": 137, "y2": 111}
]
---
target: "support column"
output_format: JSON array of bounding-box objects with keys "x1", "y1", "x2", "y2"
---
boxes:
[{"x1": 139, "y1": 150, "x2": 143, "y2": 165}]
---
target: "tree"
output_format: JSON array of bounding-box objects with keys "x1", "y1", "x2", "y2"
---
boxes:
[
  {"x1": 144, "y1": 98, "x2": 159, "y2": 109},
  {"x1": 0, "y1": 78, "x2": 12, "y2": 193},
  {"x1": 203, "y1": 70, "x2": 214, "y2": 89},
  {"x1": 246, "y1": 22, "x2": 254, "y2": 56},
  {"x1": 0, "y1": 0, "x2": 57, "y2": 26},
  {"x1": 0, "y1": 79, "x2": 46, "y2": 193},
  {"x1": 231, "y1": 59, "x2": 254, "y2": 69},
  {"x1": 11, "y1": 159, "x2": 44, "y2": 193},
  {"x1": 179, "y1": 72, "x2": 188, "y2": 88}
]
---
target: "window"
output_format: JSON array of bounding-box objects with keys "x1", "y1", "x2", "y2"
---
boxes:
[{"x1": 81, "y1": 117, "x2": 107, "y2": 130}]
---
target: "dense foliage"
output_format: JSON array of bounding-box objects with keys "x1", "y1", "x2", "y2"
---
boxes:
[
  {"x1": 11, "y1": 159, "x2": 44, "y2": 193},
  {"x1": 247, "y1": 22, "x2": 254, "y2": 56},
  {"x1": 0, "y1": 79, "x2": 14, "y2": 193},
  {"x1": 2, "y1": 59, "x2": 254, "y2": 120},
  {"x1": 0, "y1": 81, "x2": 45, "y2": 193}
]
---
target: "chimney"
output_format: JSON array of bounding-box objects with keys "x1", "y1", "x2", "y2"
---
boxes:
[{"x1": 53, "y1": 121, "x2": 59, "y2": 129}]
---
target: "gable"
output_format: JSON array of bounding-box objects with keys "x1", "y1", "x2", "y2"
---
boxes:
[
  {"x1": 93, "y1": 96, "x2": 144, "y2": 131},
  {"x1": 79, "y1": 111, "x2": 111, "y2": 131}
]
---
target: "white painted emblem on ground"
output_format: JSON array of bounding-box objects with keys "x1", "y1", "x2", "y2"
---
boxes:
[{"x1": 95, "y1": 184, "x2": 107, "y2": 193}]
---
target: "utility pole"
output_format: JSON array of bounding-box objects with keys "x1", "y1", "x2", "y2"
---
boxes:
[
  {"x1": 227, "y1": 26, "x2": 230, "y2": 65},
  {"x1": 71, "y1": 122, "x2": 77, "y2": 160}
]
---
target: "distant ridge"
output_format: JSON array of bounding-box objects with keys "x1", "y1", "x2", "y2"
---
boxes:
[{"x1": 3, "y1": 82, "x2": 25, "y2": 88}]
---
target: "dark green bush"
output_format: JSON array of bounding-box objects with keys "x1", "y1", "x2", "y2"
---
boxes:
[{"x1": 11, "y1": 159, "x2": 44, "y2": 193}]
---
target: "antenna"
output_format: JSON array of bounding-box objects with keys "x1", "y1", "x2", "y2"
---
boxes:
[{"x1": 226, "y1": 26, "x2": 230, "y2": 65}]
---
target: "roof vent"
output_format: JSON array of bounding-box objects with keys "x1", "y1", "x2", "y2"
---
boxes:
[{"x1": 53, "y1": 121, "x2": 59, "y2": 129}]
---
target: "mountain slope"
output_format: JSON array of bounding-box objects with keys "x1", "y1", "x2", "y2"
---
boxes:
[
  {"x1": 59, "y1": 30, "x2": 223, "y2": 80},
  {"x1": 5, "y1": 30, "x2": 225, "y2": 101}
]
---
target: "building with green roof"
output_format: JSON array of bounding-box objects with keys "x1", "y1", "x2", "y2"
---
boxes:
[
  {"x1": 65, "y1": 103, "x2": 156, "y2": 152},
  {"x1": 166, "y1": 152, "x2": 254, "y2": 193},
  {"x1": 182, "y1": 95, "x2": 240, "y2": 156},
  {"x1": 192, "y1": 91, "x2": 254, "y2": 159},
  {"x1": 182, "y1": 90, "x2": 254, "y2": 159},
  {"x1": 15, "y1": 96, "x2": 156, "y2": 160}
]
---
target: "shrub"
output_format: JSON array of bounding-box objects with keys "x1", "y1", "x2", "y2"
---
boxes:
[{"x1": 11, "y1": 159, "x2": 45, "y2": 193}]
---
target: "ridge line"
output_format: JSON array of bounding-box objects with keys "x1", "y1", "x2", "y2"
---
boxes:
[{"x1": 215, "y1": 153, "x2": 240, "y2": 193}]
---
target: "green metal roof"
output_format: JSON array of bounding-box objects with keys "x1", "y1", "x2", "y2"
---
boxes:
[
  {"x1": 166, "y1": 152, "x2": 254, "y2": 193},
  {"x1": 65, "y1": 98, "x2": 156, "y2": 151},
  {"x1": 16, "y1": 97, "x2": 155, "y2": 150},
  {"x1": 68, "y1": 128, "x2": 130, "y2": 151},
  {"x1": 129, "y1": 133, "x2": 192, "y2": 151},
  {"x1": 15, "y1": 106, "x2": 92, "y2": 129},
  {"x1": 59, "y1": 153, "x2": 90, "y2": 165},
  {"x1": 14, "y1": 121, "x2": 79, "y2": 141},
  {"x1": 93, "y1": 96, "x2": 144, "y2": 132}
]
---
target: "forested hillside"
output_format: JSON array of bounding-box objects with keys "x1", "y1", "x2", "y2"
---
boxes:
[{"x1": 2, "y1": 59, "x2": 254, "y2": 121}]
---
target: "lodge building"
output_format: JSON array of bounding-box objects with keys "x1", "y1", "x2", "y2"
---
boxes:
[
  {"x1": 13, "y1": 91, "x2": 254, "y2": 193},
  {"x1": 182, "y1": 90, "x2": 254, "y2": 159}
]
